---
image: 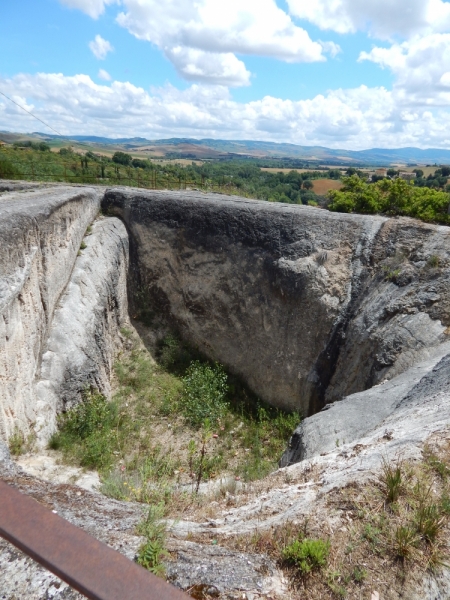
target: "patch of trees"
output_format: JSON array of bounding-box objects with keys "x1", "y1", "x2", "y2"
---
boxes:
[
  {"x1": 413, "y1": 167, "x2": 450, "y2": 190},
  {"x1": 14, "y1": 141, "x2": 50, "y2": 152},
  {"x1": 328, "y1": 175, "x2": 450, "y2": 223},
  {"x1": 59, "y1": 147, "x2": 74, "y2": 156},
  {"x1": 112, "y1": 151, "x2": 132, "y2": 166}
]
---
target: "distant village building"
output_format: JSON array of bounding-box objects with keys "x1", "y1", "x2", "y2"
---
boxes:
[
  {"x1": 376, "y1": 168, "x2": 387, "y2": 176},
  {"x1": 399, "y1": 172, "x2": 416, "y2": 181}
]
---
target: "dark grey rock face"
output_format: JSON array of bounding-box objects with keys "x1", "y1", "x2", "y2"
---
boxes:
[{"x1": 102, "y1": 189, "x2": 450, "y2": 417}]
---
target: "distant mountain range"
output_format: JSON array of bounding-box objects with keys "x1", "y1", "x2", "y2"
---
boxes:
[{"x1": 2, "y1": 131, "x2": 450, "y2": 165}]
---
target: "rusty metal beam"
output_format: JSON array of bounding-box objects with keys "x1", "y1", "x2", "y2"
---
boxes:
[{"x1": 0, "y1": 480, "x2": 187, "y2": 600}]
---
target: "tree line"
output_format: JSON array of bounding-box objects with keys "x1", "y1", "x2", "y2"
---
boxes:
[{"x1": 328, "y1": 175, "x2": 450, "y2": 223}]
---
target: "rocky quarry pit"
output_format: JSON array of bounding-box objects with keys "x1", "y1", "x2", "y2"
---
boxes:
[{"x1": 1, "y1": 182, "x2": 450, "y2": 599}]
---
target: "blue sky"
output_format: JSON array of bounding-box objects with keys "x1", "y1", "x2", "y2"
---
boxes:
[{"x1": 1, "y1": 0, "x2": 450, "y2": 149}]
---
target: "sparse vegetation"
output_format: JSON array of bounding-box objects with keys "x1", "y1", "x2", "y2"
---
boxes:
[
  {"x1": 282, "y1": 537, "x2": 330, "y2": 575},
  {"x1": 218, "y1": 442, "x2": 450, "y2": 599},
  {"x1": 379, "y1": 458, "x2": 404, "y2": 503},
  {"x1": 351, "y1": 565, "x2": 366, "y2": 583},
  {"x1": 427, "y1": 254, "x2": 441, "y2": 268},
  {"x1": 48, "y1": 328, "x2": 301, "y2": 519},
  {"x1": 382, "y1": 266, "x2": 401, "y2": 282},
  {"x1": 393, "y1": 525, "x2": 418, "y2": 561},
  {"x1": 136, "y1": 503, "x2": 168, "y2": 577},
  {"x1": 8, "y1": 426, "x2": 34, "y2": 456}
]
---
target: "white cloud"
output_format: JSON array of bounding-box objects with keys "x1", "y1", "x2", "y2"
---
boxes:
[
  {"x1": 58, "y1": 0, "x2": 119, "y2": 19},
  {"x1": 165, "y1": 48, "x2": 251, "y2": 87},
  {"x1": 4, "y1": 71, "x2": 450, "y2": 149},
  {"x1": 117, "y1": 0, "x2": 335, "y2": 60},
  {"x1": 98, "y1": 68, "x2": 112, "y2": 81},
  {"x1": 89, "y1": 35, "x2": 114, "y2": 59},
  {"x1": 360, "y1": 34, "x2": 450, "y2": 106},
  {"x1": 111, "y1": 0, "x2": 339, "y2": 86},
  {"x1": 287, "y1": 0, "x2": 450, "y2": 40},
  {"x1": 60, "y1": 0, "x2": 343, "y2": 87}
]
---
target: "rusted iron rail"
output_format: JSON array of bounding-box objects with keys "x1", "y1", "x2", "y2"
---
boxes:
[{"x1": 0, "y1": 480, "x2": 187, "y2": 600}]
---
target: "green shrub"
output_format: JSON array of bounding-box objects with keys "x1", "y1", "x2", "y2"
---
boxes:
[
  {"x1": 136, "y1": 503, "x2": 168, "y2": 576},
  {"x1": 0, "y1": 156, "x2": 22, "y2": 179},
  {"x1": 282, "y1": 537, "x2": 330, "y2": 575},
  {"x1": 328, "y1": 175, "x2": 450, "y2": 223},
  {"x1": 180, "y1": 361, "x2": 228, "y2": 427},
  {"x1": 157, "y1": 334, "x2": 195, "y2": 374},
  {"x1": 394, "y1": 525, "x2": 418, "y2": 560},
  {"x1": 8, "y1": 427, "x2": 26, "y2": 456},
  {"x1": 414, "y1": 503, "x2": 443, "y2": 543},
  {"x1": 59, "y1": 391, "x2": 114, "y2": 439},
  {"x1": 112, "y1": 151, "x2": 132, "y2": 166},
  {"x1": 362, "y1": 523, "x2": 382, "y2": 547},
  {"x1": 13, "y1": 141, "x2": 50, "y2": 152},
  {"x1": 427, "y1": 255, "x2": 440, "y2": 268},
  {"x1": 380, "y1": 459, "x2": 403, "y2": 504},
  {"x1": 49, "y1": 390, "x2": 118, "y2": 470},
  {"x1": 352, "y1": 565, "x2": 367, "y2": 583},
  {"x1": 137, "y1": 539, "x2": 168, "y2": 576}
]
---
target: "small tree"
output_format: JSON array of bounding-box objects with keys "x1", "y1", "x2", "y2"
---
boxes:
[{"x1": 112, "y1": 151, "x2": 132, "y2": 166}]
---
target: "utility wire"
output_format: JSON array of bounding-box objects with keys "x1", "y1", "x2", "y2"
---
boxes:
[{"x1": 0, "y1": 90, "x2": 64, "y2": 137}]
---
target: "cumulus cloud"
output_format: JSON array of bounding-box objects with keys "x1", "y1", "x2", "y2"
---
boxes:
[
  {"x1": 60, "y1": 0, "x2": 344, "y2": 87},
  {"x1": 360, "y1": 34, "x2": 450, "y2": 106},
  {"x1": 3, "y1": 71, "x2": 450, "y2": 149},
  {"x1": 287, "y1": 0, "x2": 450, "y2": 40},
  {"x1": 89, "y1": 35, "x2": 114, "y2": 59},
  {"x1": 117, "y1": 0, "x2": 331, "y2": 60},
  {"x1": 166, "y1": 48, "x2": 251, "y2": 87},
  {"x1": 59, "y1": 0, "x2": 338, "y2": 86},
  {"x1": 98, "y1": 68, "x2": 112, "y2": 81},
  {"x1": 58, "y1": 0, "x2": 118, "y2": 19}
]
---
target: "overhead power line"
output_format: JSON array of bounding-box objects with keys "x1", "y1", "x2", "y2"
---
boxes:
[{"x1": 0, "y1": 90, "x2": 64, "y2": 137}]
